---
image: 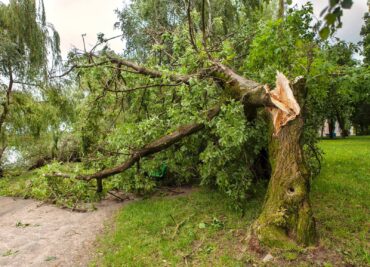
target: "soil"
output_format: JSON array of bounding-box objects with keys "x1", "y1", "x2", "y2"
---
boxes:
[{"x1": 0, "y1": 196, "x2": 126, "y2": 267}]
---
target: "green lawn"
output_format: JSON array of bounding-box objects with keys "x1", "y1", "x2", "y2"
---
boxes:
[
  {"x1": 92, "y1": 136, "x2": 370, "y2": 267},
  {"x1": 312, "y1": 136, "x2": 370, "y2": 265},
  {"x1": 91, "y1": 190, "x2": 265, "y2": 267}
]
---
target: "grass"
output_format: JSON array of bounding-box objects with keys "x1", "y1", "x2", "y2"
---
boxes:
[
  {"x1": 312, "y1": 136, "x2": 370, "y2": 265},
  {"x1": 91, "y1": 189, "x2": 265, "y2": 266},
  {"x1": 92, "y1": 136, "x2": 370, "y2": 266}
]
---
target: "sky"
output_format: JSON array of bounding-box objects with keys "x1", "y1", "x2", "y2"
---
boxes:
[
  {"x1": 42, "y1": 0, "x2": 128, "y2": 58},
  {"x1": 1, "y1": 0, "x2": 368, "y2": 58},
  {"x1": 292, "y1": 0, "x2": 368, "y2": 43}
]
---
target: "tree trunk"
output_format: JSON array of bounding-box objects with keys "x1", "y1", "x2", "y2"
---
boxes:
[
  {"x1": 278, "y1": 0, "x2": 285, "y2": 18},
  {"x1": 328, "y1": 119, "x2": 335, "y2": 138},
  {"x1": 0, "y1": 145, "x2": 7, "y2": 178},
  {"x1": 251, "y1": 79, "x2": 316, "y2": 247},
  {"x1": 336, "y1": 112, "x2": 349, "y2": 137},
  {"x1": 252, "y1": 116, "x2": 316, "y2": 247},
  {"x1": 96, "y1": 178, "x2": 103, "y2": 193}
]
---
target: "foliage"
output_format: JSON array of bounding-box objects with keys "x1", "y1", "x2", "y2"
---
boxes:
[
  {"x1": 199, "y1": 101, "x2": 268, "y2": 210},
  {"x1": 115, "y1": 0, "x2": 268, "y2": 61},
  {"x1": 0, "y1": 0, "x2": 62, "y2": 170},
  {"x1": 244, "y1": 4, "x2": 315, "y2": 83},
  {"x1": 0, "y1": 0, "x2": 60, "y2": 78},
  {"x1": 319, "y1": 0, "x2": 354, "y2": 39},
  {"x1": 0, "y1": 163, "x2": 99, "y2": 209},
  {"x1": 360, "y1": 12, "x2": 370, "y2": 65}
]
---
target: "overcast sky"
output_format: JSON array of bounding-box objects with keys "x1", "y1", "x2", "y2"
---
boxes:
[
  {"x1": 1, "y1": 0, "x2": 368, "y2": 58},
  {"x1": 293, "y1": 0, "x2": 368, "y2": 43},
  {"x1": 42, "y1": 0, "x2": 128, "y2": 58}
]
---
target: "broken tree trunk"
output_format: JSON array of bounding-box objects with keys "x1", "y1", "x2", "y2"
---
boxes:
[{"x1": 251, "y1": 76, "x2": 316, "y2": 247}]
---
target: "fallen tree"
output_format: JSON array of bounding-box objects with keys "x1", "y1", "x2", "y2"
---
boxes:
[{"x1": 48, "y1": 56, "x2": 316, "y2": 246}]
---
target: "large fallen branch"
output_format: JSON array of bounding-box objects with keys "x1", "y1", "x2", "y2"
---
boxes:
[{"x1": 46, "y1": 106, "x2": 220, "y2": 181}]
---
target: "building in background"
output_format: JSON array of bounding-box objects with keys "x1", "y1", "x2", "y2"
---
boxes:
[{"x1": 319, "y1": 120, "x2": 355, "y2": 137}]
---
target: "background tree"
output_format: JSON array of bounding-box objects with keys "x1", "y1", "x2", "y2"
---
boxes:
[{"x1": 0, "y1": 0, "x2": 61, "y2": 173}]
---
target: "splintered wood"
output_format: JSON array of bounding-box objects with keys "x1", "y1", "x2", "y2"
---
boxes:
[{"x1": 266, "y1": 72, "x2": 301, "y2": 135}]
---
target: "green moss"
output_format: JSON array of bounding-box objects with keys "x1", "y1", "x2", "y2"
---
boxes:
[
  {"x1": 256, "y1": 224, "x2": 298, "y2": 250},
  {"x1": 296, "y1": 202, "x2": 316, "y2": 245},
  {"x1": 283, "y1": 251, "x2": 299, "y2": 261}
]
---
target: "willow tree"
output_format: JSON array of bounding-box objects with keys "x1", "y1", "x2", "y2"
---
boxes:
[
  {"x1": 51, "y1": 1, "x2": 325, "y2": 247},
  {"x1": 0, "y1": 0, "x2": 60, "y2": 170}
]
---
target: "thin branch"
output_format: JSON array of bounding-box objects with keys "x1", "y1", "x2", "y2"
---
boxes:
[
  {"x1": 206, "y1": 0, "x2": 212, "y2": 34},
  {"x1": 81, "y1": 34, "x2": 87, "y2": 53},
  {"x1": 13, "y1": 81, "x2": 42, "y2": 87},
  {"x1": 90, "y1": 34, "x2": 123, "y2": 54},
  {"x1": 201, "y1": 0, "x2": 207, "y2": 47},
  {"x1": 104, "y1": 83, "x2": 183, "y2": 93},
  {"x1": 49, "y1": 61, "x2": 109, "y2": 79},
  {"x1": 201, "y1": 0, "x2": 211, "y2": 59},
  {"x1": 187, "y1": 0, "x2": 198, "y2": 52}
]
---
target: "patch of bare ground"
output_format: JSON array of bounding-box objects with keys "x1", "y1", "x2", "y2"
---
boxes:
[
  {"x1": 0, "y1": 196, "x2": 127, "y2": 267},
  {"x1": 0, "y1": 187, "x2": 195, "y2": 267}
]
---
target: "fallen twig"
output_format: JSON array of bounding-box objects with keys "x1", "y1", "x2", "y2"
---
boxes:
[
  {"x1": 183, "y1": 239, "x2": 205, "y2": 264},
  {"x1": 171, "y1": 214, "x2": 195, "y2": 239},
  {"x1": 107, "y1": 191, "x2": 131, "y2": 201}
]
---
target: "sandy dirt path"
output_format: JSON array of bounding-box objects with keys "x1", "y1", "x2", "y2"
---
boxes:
[{"x1": 0, "y1": 196, "x2": 125, "y2": 267}]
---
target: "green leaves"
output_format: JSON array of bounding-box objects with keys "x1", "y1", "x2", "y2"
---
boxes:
[
  {"x1": 198, "y1": 101, "x2": 267, "y2": 210},
  {"x1": 341, "y1": 0, "x2": 353, "y2": 9},
  {"x1": 319, "y1": 27, "x2": 330, "y2": 40},
  {"x1": 319, "y1": 0, "x2": 354, "y2": 40},
  {"x1": 246, "y1": 5, "x2": 315, "y2": 82},
  {"x1": 325, "y1": 13, "x2": 337, "y2": 25}
]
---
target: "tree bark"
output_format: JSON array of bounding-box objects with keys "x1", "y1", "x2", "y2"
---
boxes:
[
  {"x1": 251, "y1": 78, "x2": 316, "y2": 247},
  {"x1": 278, "y1": 0, "x2": 285, "y2": 18}
]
